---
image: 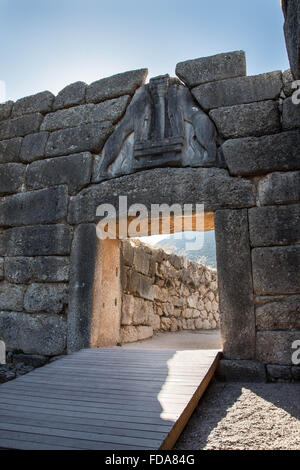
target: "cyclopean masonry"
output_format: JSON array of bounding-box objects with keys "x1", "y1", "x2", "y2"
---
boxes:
[{"x1": 0, "y1": 34, "x2": 299, "y2": 383}]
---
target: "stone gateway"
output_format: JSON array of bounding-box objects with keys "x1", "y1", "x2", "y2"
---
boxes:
[{"x1": 0, "y1": 9, "x2": 299, "y2": 383}]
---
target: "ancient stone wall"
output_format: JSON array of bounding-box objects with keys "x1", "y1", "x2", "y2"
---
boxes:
[
  {"x1": 120, "y1": 240, "x2": 219, "y2": 343},
  {"x1": 0, "y1": 47, "x2": 299, "y2": 381}
]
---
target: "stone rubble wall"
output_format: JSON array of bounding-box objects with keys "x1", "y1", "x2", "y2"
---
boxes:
[{"x1": 120, "y1": 240, "x2": 219, "y2": 343}]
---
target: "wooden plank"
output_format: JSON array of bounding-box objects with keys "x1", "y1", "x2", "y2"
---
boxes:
[
  {"x1": 159, "y1": 351, "x2": 222, "y2": 450},
  {"x1": 0, "y1": 422, "x2": 161, "y2": 449},
  {"x1": 0, "y1": 348, "x2": 220, "y2": 450},
  {"x1": 0, "y1": 430, "x2": 152, "y2": 450},
  {"x1": 0, "y1": 408, "x2": 171, "y2": 434}
]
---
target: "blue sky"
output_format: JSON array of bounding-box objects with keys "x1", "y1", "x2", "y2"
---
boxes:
[{"x1": 0, "y1": 0, "x2": 289, "y2": 102}]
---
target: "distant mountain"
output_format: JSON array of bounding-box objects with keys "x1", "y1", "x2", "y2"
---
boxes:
[{"x1": 156, "y1": 231, "x2": 217, "y2": 269}]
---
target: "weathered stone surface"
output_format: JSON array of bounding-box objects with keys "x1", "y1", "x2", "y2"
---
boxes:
[
  {"x1": 94, "y1": 78, "x2": 222, "y2": 181},
  {"x1": 256, "y1": 295, "x2": 300, "y2": 330},
  {"x1": 266, "y1": 365, "x2": 292, "y2": 382},
  {"x1": 0, "y1": 340, "x2": 5, "y2": 364},
  {"x1": 10, "y1": 353, "x2": 48, "y2": 368},
  {"x1": 252, "y1": 246, "x2": 300, "y2": 295},
  {"x1": 24, "y1": 283, "x2": 68, "y2": 314},
  {"x1": 120, "y1": 326, "x2": 138, "y2": 343},
  {"x1": 223, "y1": 131, "x2": 300, "y2": 176},
  {"x1": 176, "y1": 51, "x2": 246, "y2": 87},
  {"x1": 68, "y1": 224, "x2": 97, "y2": 353},
  {"x1": 0, "y1": 186, "x2": 68, "y2": 226},
  {"x1": 0, "y1": 163, "x2": 25, "y2": 195},
  {"x1": 292, "y1": 366, "x2": 300, "y2": 381},
  {"x1": 0, "y1": 225, "x2": 72, "y2": 256},
  {"x1": 19, "y1": 131, "x2": 49, "y2": 162},
  {"x1": 26, "y1": 152, "x2": 92, "y2": 195},
  {"x1": 86, "y1": 69, "x2": 148, "y2": 103},
  {"x1": 127, "y1": 271, "x2": 154, "y2": 301},
  {"x1": 282, "y1": 96, "x2": 300, "y2": 130},
  {"x1": 282, "y1": 0, "x2": 300, "y2": 79},
  {"x1": 136, "y1": 325, "x2": 153, "y2": 341},
  {"x1": 282, "y1": 69, "x2": 295, "y2": 97},
  {"x1": 257, "y1": 171, "x2": 300, "y2": 205},
  {"x1": 133, "y1": 247, "x2": 150, "y2": 275},
  {"x1": 45, "y1": 122, "x2": 113, "y2": 157},
  {"x1": 5, "y1": 257, "x2": 69, "y2": 283},
  {"x1": 68, "y1": 168, "x2": 255, "y2": 224},
  {"x1": 249, "y1": 204, "x2": 300, "y2": 247},
  {"x1": 256, "y1": 331, "x2": 300, "y2": 365},
  {"x1": 0, "y1": 282, "x2": 25, "y2": 312},
  {"x1": 0, "y1": 312, "x2": 66, "y2": 355},
  {"x1": 192, "y1": 71, "x2": 282, "y2": 111},
  {"x1": 12, "y1": 91, "x2": 54, "y2": 117},
  {"x1": 0, "y1": 113, "x2": 43, "y2": 140},
  {"x1": 53, "y1": 81, "x2": 87, "y2": 110},
  {"x1": 216, "y1": 359, "x2": 266, "y2": 382},
  {"x1": 121, "y1": 241, "x2": 134, "y2": 266},
  {"x1": 0, "y1": 258, "x2": 3, "y2": 281},
  {"x1": 0, "y1": 137, "x2": 22, "y2": 163},
  {"x1": 209, "y1": 101, "x2": 280, "y2": 139},
  {"x1": 42, "y1": 96, "x2": 130, "y2": 132},
  {"x1": 0, "y1": 101, "x2": 13, "y2": 121},
  {"x1": 215, "y1": 209, "x2": 255, "y2": 359}
]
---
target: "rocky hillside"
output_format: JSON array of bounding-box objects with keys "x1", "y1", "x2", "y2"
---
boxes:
[{"x1": 156, "y1": 231, "x2": 217, "y2": 269}]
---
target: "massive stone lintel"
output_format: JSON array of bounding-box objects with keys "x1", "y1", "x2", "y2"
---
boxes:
[{"x1": 92, "y1": 75, "x2": 223, "y2": 182}]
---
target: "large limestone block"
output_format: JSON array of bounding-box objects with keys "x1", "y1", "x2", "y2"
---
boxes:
[
  {"x1": 192, "y1": 71, "x2": 282, "y2": 111},
  {"x1": 53, "y1": 81, "x2": 87, "y2": 110},
  {"x1": 68, "y1": 167, "x2": 255, "y2": 224},
  {"x1": 5, "y1": 256, "x2": 69, "y2": 284},
  {"x1": 176, "y1": 51, "x2": 246, "y2": 87},
  {"x1": 0, "y1": 312, "x2": 66, "y2": 355},
  {"x1": 0, "y1": 186, "x2": 68, "y2": 226},
  {"x1": 0, "y1": 137, "x2": 22, "y2": 163},
  {"x1": 0, "y1": 101, "x2": 13, "y2": 121},
  {"x1": 0, "y1": 225, "x2": 73, "y2": 257},
  {"x1": 256, "y1": 331, "x2": 300, "y2": 365},
  {"x1": 45, "y1": 122, "x2": 113, "y2": 157},
  {"x1": 216, "y1": 359, "x2": 267, "y2": 382},
  {"x1": 257, "y1": 171, "x2": 300, "y2": 205},
  {"x1": 12, "y1": 91, "x2": 54, "y2": 117},
  {"x1": 282, "y1": 96, "x2": 300, "y2": 130},
  {"x1": 24, "y1": 283, "x2": 68, "y2": 314},
  {"x1": 26, "y1": 152, "x2": 92, "y2": 195},
  {"x1": 136, "y1": 325, "x2": 153, "y2": 341},
  {"x1": 223, "y1": 131, "x2": 300, "y2": 176},
  {"x1": 41, "y1": 96, "x2": 130, "y2": 131},
  {"x1": 255, "y1": 295, "x2": 300, "y2": 330},
  {"x1": 0, "y1": 282, "x2": 25, "y2": 312},
  {"x1": 210, "y1": 101, "x2": 280, "y2": 139},
  {"x1": 67, "y1": 224, "x2": 97, "y2": 353},
  {"x1": 0, "y1": 113, "x2": 43, "y2": 140},
  {"x1": 19, "y1": 131, "x2": 49, "y2": 162},
  {"x1": 120, "y1": 326, "x2": 138, "y2": 343},
  {"x1": 252, "y1": 246, "x2": 300, "y2": 295},
  {"x1": 249, "y1": 204, "x2": 300, "y2": 247},
  {"x1": 215, "y1": 209, "x2": 255, "y2": 359},
  {"x1": 0, "y1": 163, "x2": 25, "y2": 195},
  {"x1": 86, "y1": 69, "x2": 148, "y2": 103}
]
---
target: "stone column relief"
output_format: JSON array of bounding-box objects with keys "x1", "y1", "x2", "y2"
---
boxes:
[{"x1": 92, "y1": 75, "x2": 225, "y2": 182}]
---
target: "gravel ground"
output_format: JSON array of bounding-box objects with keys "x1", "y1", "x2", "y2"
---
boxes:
[{"x1": 175, "y1": 380, "x2": 300, "y2": 450}]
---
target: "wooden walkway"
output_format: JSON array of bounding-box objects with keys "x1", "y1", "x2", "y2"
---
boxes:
[{"x1": 0, "y1": 348, "x2": 221, "y2": 450}]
